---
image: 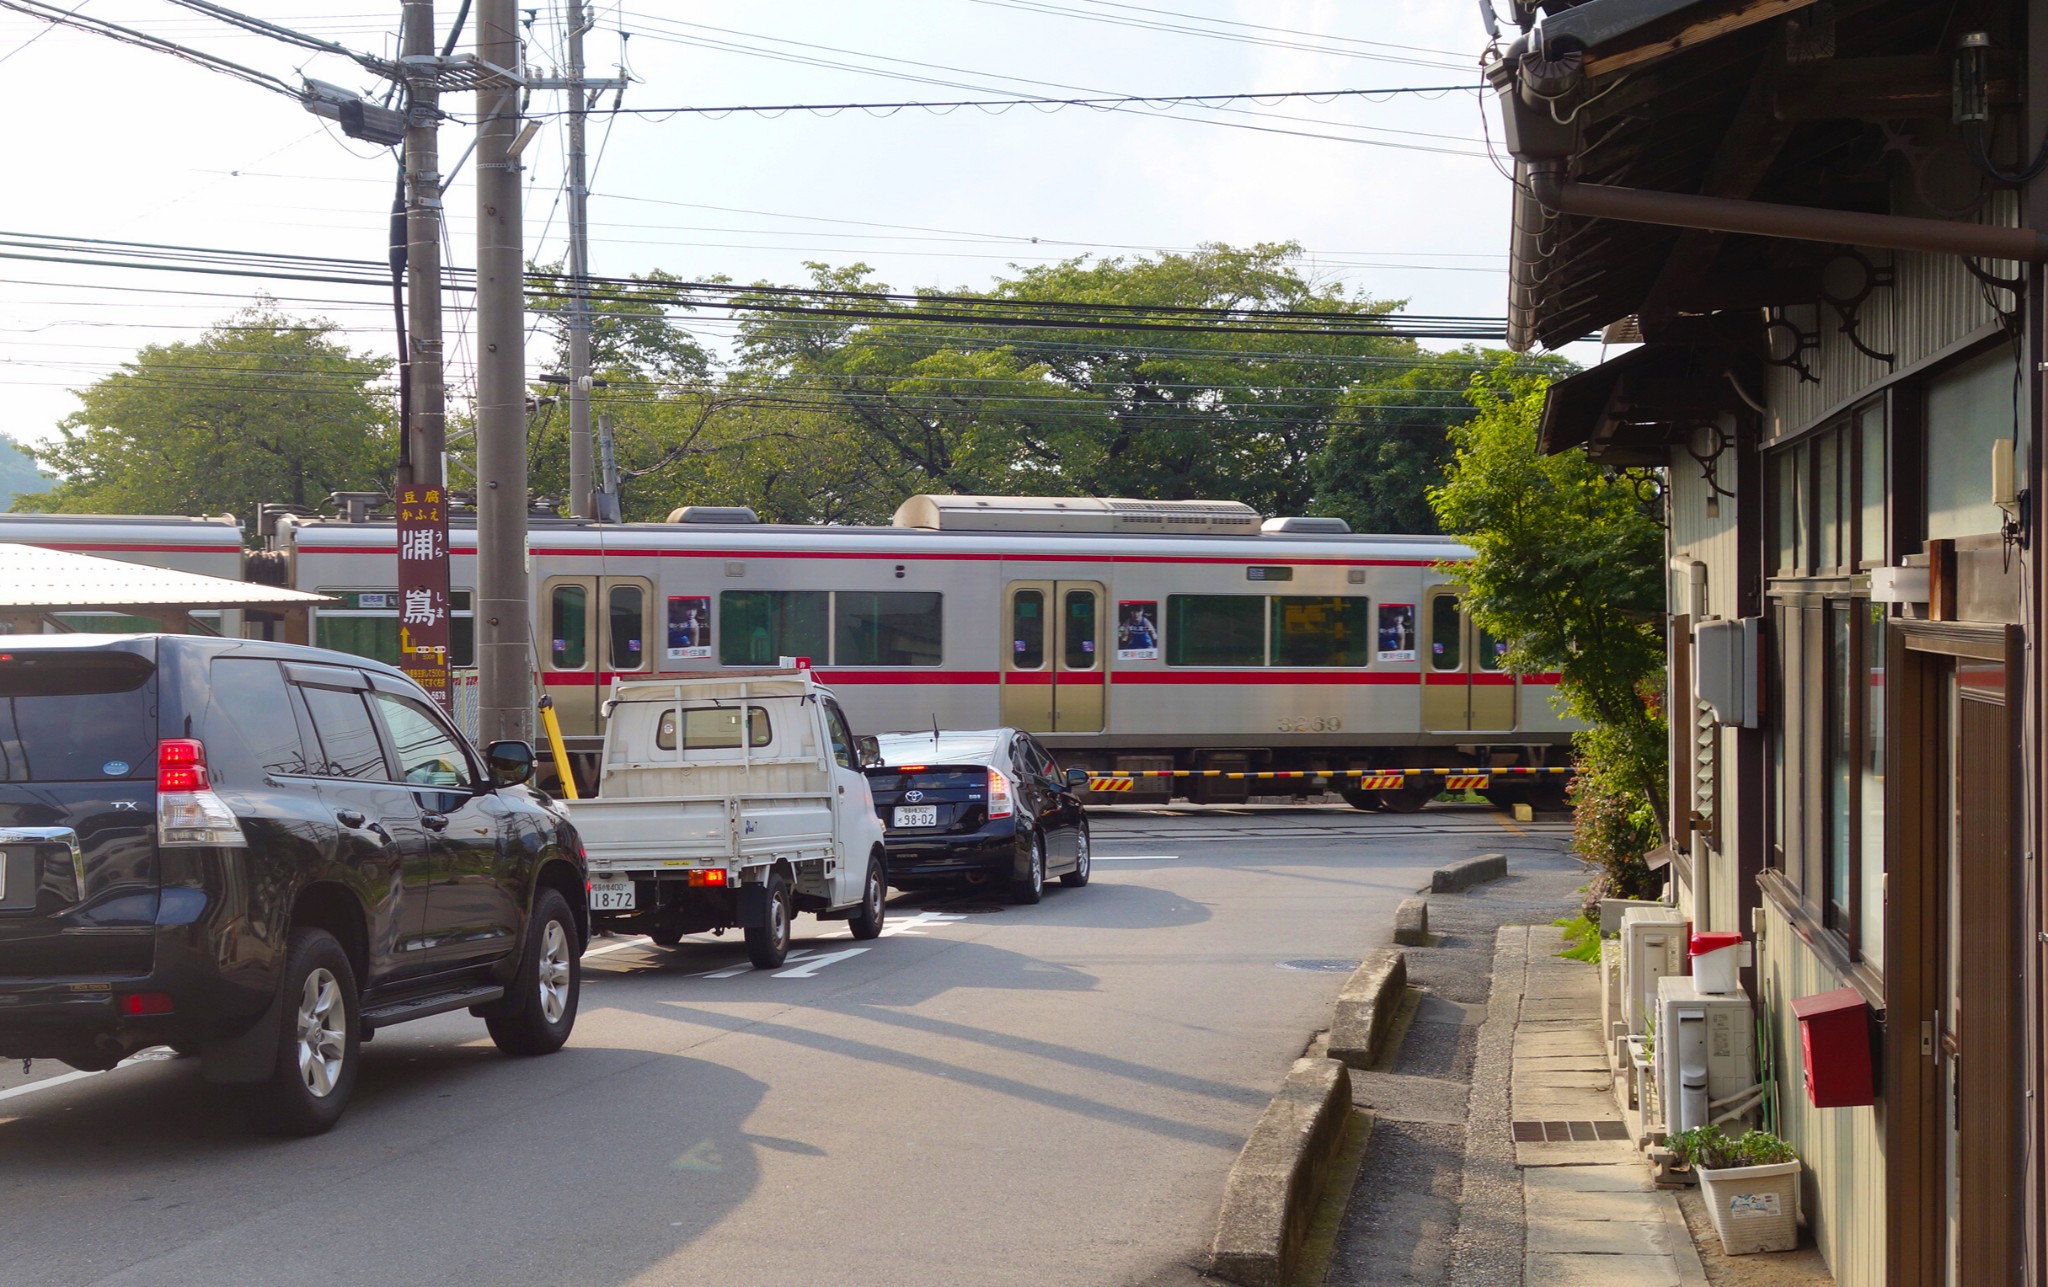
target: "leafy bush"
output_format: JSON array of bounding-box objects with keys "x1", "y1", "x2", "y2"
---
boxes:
[
  {"x1": 1552, "y1": 915, "x2": 1601, "y2": 962},
  {"x1": 1668, "y1": 1125, "x2": 1798, "y2": 1171},
  {"x1": 1569, "y1": 717, "x2": 1665, "y2": 900}
]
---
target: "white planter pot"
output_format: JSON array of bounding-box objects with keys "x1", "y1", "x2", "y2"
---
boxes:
[{"x1": 1695, "y1": 1159, "x2": 1800, "y2": 1255}]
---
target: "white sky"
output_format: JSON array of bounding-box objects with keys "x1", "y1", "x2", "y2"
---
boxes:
[{"x1": 0, "y1": 0, "x2": 1545, "y2": 451}]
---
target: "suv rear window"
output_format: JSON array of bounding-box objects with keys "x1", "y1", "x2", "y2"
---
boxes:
[{"x1": 0, "y1": 651, "x2": 156, "y2": 782}]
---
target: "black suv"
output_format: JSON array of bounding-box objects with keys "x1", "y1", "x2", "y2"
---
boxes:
[{"x1": 0, "y1": 635, "x2": 587, "y2": 1136}]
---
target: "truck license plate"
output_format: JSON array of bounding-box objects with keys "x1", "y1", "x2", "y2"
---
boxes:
[
  {"x1": 893, "y1": 805, "x2": 938, "y2": 828},
  {"x1": 589, "y1": 877, "x2": 635, "y2": 911}
]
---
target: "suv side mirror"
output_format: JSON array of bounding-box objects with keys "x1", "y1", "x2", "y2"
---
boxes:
[
  {"x1": 1066, "y1": 767, "x2": 1090, "y2": 790},
  {"x1": 485, "y1": 740, "x2": 537, "y2": 787},
  {"x1": 853, "y1": 734, "x2": 883, "y2": 770}
]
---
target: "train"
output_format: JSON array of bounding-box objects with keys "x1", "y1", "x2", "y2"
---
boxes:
[{"x1": 0, "y1": 495, "x2": 1575, "y2": 808}]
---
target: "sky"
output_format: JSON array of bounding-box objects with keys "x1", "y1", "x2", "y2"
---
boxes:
[{"x1": 0, "y1": 0, "x2": 1545, "y2": 454}]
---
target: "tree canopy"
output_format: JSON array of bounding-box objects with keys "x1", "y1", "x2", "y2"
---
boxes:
[
  {"x1": 16, "y1": 306, "x2": 394, "y2": 519},
  {"x1": 1428, "y1": 357, "x2": 1668, "y2": 893}
]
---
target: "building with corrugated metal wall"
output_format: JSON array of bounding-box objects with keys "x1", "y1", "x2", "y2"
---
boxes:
[{"x1": 1488, "y1": 1, "x2": 2044, "y2": 1282}]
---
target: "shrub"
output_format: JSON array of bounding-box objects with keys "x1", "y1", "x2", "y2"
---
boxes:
[{"x1": 1668, "y1": 1125, "x2": 1798, "y2": 1170}]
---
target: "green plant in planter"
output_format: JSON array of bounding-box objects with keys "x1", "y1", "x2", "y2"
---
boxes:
[
  {"x1": 1642, "y1": 1010, "x2": 1655, "y2": 1064},
  {"x1": 1668, "y1": 1125, "x2": 1798, "y2": 1170}
]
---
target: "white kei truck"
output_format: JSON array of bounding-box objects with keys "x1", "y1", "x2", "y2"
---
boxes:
[{"x1": 563, "y1": 671, "x2": 890, "y2": 968}]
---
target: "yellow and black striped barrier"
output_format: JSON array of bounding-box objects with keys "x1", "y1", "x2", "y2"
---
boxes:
[{"x1": 1082, "y1": 766, "x2": 1570, "y2": 791}]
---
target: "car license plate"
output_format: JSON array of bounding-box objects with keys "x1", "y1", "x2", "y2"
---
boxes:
[
  {"x1": 589, "y1": 877, "x2": 635, "y2": 911},
  {"x1": 893, "y1": 805, "x2": 938, "y2": 828}
]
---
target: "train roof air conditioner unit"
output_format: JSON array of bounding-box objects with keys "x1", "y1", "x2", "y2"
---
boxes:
[{"x1": 891, "y1": 495, "x2": 1261, "y2": 535}]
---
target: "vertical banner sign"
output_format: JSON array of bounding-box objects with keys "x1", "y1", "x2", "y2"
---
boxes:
[{"x1": 396, "y1": 485, "x2": 452, "y2": 709}]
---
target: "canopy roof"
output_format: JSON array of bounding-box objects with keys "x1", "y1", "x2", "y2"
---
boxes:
[{"x1": 0, "y1": 542, "x2": 329, "y2": 612}]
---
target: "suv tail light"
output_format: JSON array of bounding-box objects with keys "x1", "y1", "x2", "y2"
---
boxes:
[
  {"x1": 157, "y1": 739, "x2": 247, "y2": 848},
  {"x1": 986, "y1": 766, "x2": 1013, "y2": 820}
]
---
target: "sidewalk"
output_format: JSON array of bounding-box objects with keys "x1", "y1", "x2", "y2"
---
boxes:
[{"x1": 1500, "y1": 925, "x2": 1705, "y2": 1287}]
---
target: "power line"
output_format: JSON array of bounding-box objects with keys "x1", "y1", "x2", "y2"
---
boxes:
[
  {"x1": 0, "y1": 0, "x2": 302, "y2": 97},
  {"x1": 969, "y1": 0, "x2": 1471, "y2": 69},
  {"x1": 545, "y1": 83, "x2": 1478, "y2": 120}
]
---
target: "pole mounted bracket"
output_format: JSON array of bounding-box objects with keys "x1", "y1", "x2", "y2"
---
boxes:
[{"x1": 398, "y1": 53, "x2": 525, "y2": 91}]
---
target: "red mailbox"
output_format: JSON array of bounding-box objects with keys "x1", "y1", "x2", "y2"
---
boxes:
[{"x1": 1791, "y1": 988, "x2": 1875, "y2": 1108}]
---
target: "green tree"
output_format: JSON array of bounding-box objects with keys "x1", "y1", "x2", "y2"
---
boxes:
[
  {"x1": 1428, "y1": 357, "x2": 1668, "y2": 895},
  {"x1": 16, "y1": 305, "x2": 394, "y2": 518}
]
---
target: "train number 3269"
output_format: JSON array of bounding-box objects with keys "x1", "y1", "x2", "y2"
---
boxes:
[{"x1": 1277, "y1": 717, "x2": 1343, "y2": 733}]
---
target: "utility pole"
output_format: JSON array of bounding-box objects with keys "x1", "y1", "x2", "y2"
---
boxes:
[
  {"x1": 526, "y1": 2, "x2": 626, "y2": 521},
  {"x1": 474, "y1": 0, "x2": 531, "y2": 744},
  {"x1": 393, "y1": 0, "x2": 453, "y2": 712},
  {"x1": 563, "y1": 0, "x2": 594, "y2": 519}
]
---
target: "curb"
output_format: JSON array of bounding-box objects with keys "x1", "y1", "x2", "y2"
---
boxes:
[
  {"x1": 1328, "y1": 948, "x2": 1407, "y2": 1069},
  {"x1": 1431, "y1": 852, "x2": 1507, "y2": 893},
  {"x1": 1209, "y1": 1056, "x2": 1355, "y2": 1287},
  {"x1": 1393, "y1": 897, "x2": 1430, "y2": 946}
]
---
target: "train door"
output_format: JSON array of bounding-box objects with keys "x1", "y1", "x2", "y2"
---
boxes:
[
  {"x1": 539, "y1": 574, "x2": 655, "y2": 734},
  {"x1": 1423, "y1": 587, "x2": 1517, "y2": 733},
  {"x1": 1000, "y1": 580, "x2": 1106, "y2": 734}
]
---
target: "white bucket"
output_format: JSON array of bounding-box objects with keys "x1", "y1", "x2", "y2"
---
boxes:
[{"x1": 1692, "y1": 944, "x2": 1740, "y2": 994}]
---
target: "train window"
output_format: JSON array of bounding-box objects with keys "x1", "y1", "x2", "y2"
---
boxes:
[
  {"x1": 1012, "y1": 590, "x2": 1046, "y2": 669},
  {"x1": 550, "y1": 584, "x2": 588, "y2": 670},
  {"x1": 314, "y1": 591, "x2": 475, "y2": 668},
  {"x1": 835, "y1": 591, "x2": 943, "y2": 666},
  {"x1": 1429, "y1": 597, "x2": 1463, "y2": 670},
  {"x1": 720, "y1": 590, "x2": 828, "y2": 666},
  {"x1": 1477, "y1": 626, "x2": 1508, "y2": 670},
  {"x1": 1165, "y1": 596, "x2": 1264, "y2": 667},
  {"x1": 1269, "y1": 597, "x2": 1371, "y2": 667},
  {"x1": 608, "y1": 585, "x2": 646, "y2": 671},
  {"x1": 1063, "y1": 589, "x2": 1098, "y2": 670}
]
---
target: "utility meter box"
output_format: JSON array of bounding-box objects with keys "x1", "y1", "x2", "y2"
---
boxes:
[
  {"x1": 1791, "y1": 988, "x2": 1876, "y2": 1108},
  {"x1": 1654, "y1": 975, "x2": 1758, "y2": 1136},
  {"x1": 1621, "y1": 907, "x2": 1687, "y2": 1038},
  {"x1": 1694, "y1": 617, "x2": 1761, "y2": 728}
]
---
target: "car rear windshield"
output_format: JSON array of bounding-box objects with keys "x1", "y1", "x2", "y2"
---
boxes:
[
  {"x1": 870, "y1": 767, "x2": 990, "y2": 791},
  {"x1": 0, "y1": 651, "x2": 156, "y2": 783},
  {"x1": 656, "y1": 705, "x2": 772, "y2": 751},
  {"x1": 874, "y1": 736, "x2": 998, "y2": 766}
]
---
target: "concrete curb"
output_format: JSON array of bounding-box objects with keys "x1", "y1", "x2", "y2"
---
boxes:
[
  {"x1": 1431, "y1": 852, "x2": 1507, "y2": 893},
  {"x1": 1393, "y1": 897, "x2": 1430, "y2": 946},
  {"x1": 1209, "y1": 1056, "x2": 1355, "y2": 1287},
  {"x1": 1328, "y1": 948, "x2": 1407, "y2": 1069}
]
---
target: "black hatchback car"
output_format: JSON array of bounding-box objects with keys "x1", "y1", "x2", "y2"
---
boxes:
[
  {"x1": 865, "y1": 728, "x2": 1090, "y2": 903},
  {"x1": 0, "y1": 635, "x2": 587, "y2": 1136}
]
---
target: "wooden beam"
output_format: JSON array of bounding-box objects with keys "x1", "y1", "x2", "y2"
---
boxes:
[
  {"x1": 1585, "y1": 0, "x2": 1815, "y2": 78},
  {"x1": 1775, "y1": 55, "x2": 2020, "y2": 122}
]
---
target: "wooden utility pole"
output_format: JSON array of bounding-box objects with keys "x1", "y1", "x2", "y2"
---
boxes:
[
  {"x1": 563, "y1": 0, "x2": 594, "y2": 519},
  {"x1": 474, "y1": 0, "x2": 531, "y2": 743}
]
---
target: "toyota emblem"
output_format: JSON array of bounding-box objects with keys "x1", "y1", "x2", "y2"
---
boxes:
[{"x1": 904, "y1": 790, "x2": 925, "y2": 802}]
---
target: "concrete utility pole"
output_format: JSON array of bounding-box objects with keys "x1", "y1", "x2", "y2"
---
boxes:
[
  {"x1": 399, "y1": 0, "x2": 443, "y2": 490},
  {"x1": 563, "y1": 0, "x2": 595, "y2": 519},
  {"x1": 474, "y1": 0, "x2": 532, "y2": 744}
]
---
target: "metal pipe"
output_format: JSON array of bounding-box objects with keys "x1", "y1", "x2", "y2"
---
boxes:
[{"x1": 1529, "y1": 169, "x2": 2048, "y2": 263}]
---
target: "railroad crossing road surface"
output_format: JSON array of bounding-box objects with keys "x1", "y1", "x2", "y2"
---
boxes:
[{"x1": 0, "y1": 803, "x2": 1571, "y2": 1287}]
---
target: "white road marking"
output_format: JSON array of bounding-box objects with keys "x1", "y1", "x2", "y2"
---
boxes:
[
  {"x1": 772, "y1": 947, "x2": 870, "y2": 978},
  {"x1": 583, "y1": 935, "x2": 654, "y2": 960},
  {"x1": 696, "y1": 948, "x2": 821, "y2": 980},
  {"x1": 1089, "y1": 854, "x2": 1180, "y2": 861},
  {"x1": 820, "y1": 910, "x2": 967, "y2": 940}
]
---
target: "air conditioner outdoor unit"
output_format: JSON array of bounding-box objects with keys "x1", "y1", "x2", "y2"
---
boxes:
[
  {"x1": 1653, "y1": 975, "x2": 1758, "y2": 1136},
  {"x1": 1621, "y1": 907, "x2": 1686, "y2": 1038}
]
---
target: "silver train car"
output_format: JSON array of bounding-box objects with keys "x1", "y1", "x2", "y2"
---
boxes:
[{"x1": 266, "y1": 495, "x2": 1576, "y2": 807}]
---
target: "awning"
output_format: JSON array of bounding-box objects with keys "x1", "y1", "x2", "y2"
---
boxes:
[
  {"x1": 0, "y1": 543, "x2": 330, "y2": 612},
  {"x1": 1537, "y1": 343, "x2": 1752, "y2": 464}
]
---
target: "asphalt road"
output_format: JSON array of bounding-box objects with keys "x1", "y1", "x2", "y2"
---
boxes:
[{"x1": 0, "y1": 803, "x2": 1571, "y2": 1287}]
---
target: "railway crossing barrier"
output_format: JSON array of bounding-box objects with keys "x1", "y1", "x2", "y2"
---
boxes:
[{"x1": 1083, "y1": 766, "x2": 1572, "y2": 792}]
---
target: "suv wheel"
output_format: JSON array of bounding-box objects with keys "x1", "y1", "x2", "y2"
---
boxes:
[
  {"x1": 746, "y1": 874, "x2": 793, "y2": 969},
  {"x1": 849, "y1": 853, "x2": 887, "y2": 941},
  {"x1": 1012, "y1": 833, "x2": 1045, "y2": 905},
  {"x1": 245, "y1": 928, "x2": 360, "y2": 1138},
  {"x1": 487, "y1": 889, "x2": 581, "y2": 1057}
]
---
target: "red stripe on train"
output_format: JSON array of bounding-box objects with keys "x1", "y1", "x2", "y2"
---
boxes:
[
  {"x1": 305, "y1": 544, "x2": 1440, "y2": 568},
  {"x1": 535, "y1": 669, "x2": 1561, "y2": 687}
]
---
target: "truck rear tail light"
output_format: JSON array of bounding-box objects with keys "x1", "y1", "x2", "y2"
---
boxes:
[
  {"x1": 157, "y1": 738, "x2": 247, "y2": 848},
  {"x1": 688, "y1": 869, "x2": 728, "y2": 888},
  {"x1": 987, "y1": 767, "x2": 1013, "y2": 819},
  {"x1": 119, "y1": 992, "x2": 174, "y2": 1016}
]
